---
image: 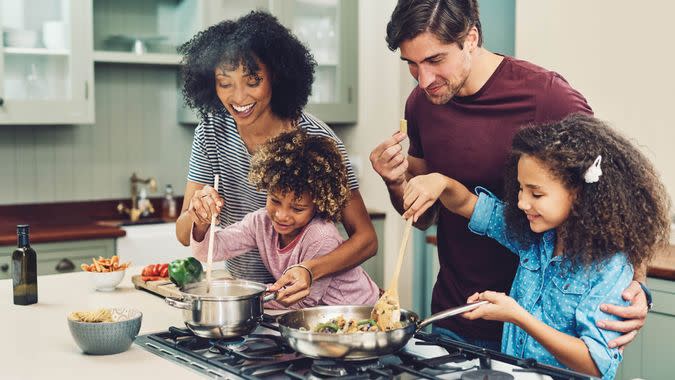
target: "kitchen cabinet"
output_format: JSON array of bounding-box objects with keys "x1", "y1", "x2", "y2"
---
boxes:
[
  {"x1": 0, "y1": 238, "x2": 116, "y2": 279},
  {"x1": 0, "y1": 0, "x2": 94, "y2": 124},
  {"x1": 178, "y1": 0, "x2": 358, "y2": 125},
  {"x1": 616, "y1": 277, "x2": 675, "y2": 380},
  {"x1": 337, "y1": 216, "x2": 385, "y2": 288},
  {"x1": 116, "y1": 222, "x2": 191, "y2": 267}
]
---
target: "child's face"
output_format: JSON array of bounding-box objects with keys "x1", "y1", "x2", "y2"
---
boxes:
[
  {"x1": 516, "y1": 155, "x2": 575, "y2": 233},
  {"x1": 266, "y1": 190, "x2": 316, "y2": 243}
]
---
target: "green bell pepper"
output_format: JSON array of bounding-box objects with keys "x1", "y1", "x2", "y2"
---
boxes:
[{"x1": 169, "y1": 257, "x2": 203, "y2": 288}]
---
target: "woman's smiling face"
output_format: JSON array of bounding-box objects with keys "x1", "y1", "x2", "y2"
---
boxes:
[{"x1": 214, "y1": 59, "x2": 274, "y2": 128}]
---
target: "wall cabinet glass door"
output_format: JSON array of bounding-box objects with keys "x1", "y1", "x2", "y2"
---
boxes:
[
  {"x1": 0, "y1": 0, "x2": 93, "y2": 125},
  {"x1": 273, "y1": 0, "x2": 357, "y2": 124}
]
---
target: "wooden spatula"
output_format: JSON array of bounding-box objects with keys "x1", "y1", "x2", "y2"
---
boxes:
[
  {"x1": 372, "y1": 216, "x2": 414, "y2": 330},
  {"x1": 205, "y1": 174, "x2": 220, "y2": 294}
]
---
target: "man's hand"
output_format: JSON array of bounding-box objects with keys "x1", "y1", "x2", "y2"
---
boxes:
[
  {"x1": 597, "y1": 281, "x2": 648, "y2": 349},
  {"x1": 402, "y1": 173, "x2": 446, "y2": 222},
  {"x1": 267, "y1": 266, "x2": 312, "y2": 306},
  {"x1": 462, "y1": 291, "x2": 525, "y2": 324},
  {"x1": 369, "y1": 132, "x2": 408, "y2": 187}
]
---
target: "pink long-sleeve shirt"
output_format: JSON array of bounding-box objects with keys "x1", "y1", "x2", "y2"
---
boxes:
[{"x1": 191, "y1": 208, "x2": 379, "y2": 309}]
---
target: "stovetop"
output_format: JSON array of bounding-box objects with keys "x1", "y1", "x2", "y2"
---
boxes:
[{"x1": 134, "y1": 323, "x2": 596, "y2": 380}]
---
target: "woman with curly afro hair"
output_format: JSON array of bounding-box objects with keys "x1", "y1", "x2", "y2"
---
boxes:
[
  {"x1": 191, "y1": 130, "x2": 379, "y2": 309},
  {"x1": 175, "y1": 11, "x2": 377, "y2": 308},
  {"x1": 400, "y1": 114, "x2": 670, "y2": 379}
]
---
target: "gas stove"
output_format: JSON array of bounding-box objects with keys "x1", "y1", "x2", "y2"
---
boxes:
[{"x1": 134, "y1": 322, "x2": 596, "y2": 380}]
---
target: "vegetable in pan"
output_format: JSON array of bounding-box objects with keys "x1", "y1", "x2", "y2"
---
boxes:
[{"x1": 312, "y1": 315, "x2": 402, "y2": 333}]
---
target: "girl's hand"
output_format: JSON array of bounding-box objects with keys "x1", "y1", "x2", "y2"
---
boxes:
[
  {"x1": 267, "y1": 266, "x2": 312, "y2": 306},
  {"x1": 462, "y1": 291, "x2": 525, "y2": 324},
  {"x1": 402, "y1": 173, "x2": 446, "y2": 222},
  {"x1": 187, "y1": 185, "x2": 223, "y2": 226}
]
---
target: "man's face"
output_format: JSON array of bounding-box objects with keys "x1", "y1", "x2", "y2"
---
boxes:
[{"x1": 400, "y1": 31, "x2": 472, "y2": 105}]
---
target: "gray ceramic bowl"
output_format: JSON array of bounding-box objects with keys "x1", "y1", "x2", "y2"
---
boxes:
[{"x1": 67, "y1": 308, "x2": 142, "y2": 355}]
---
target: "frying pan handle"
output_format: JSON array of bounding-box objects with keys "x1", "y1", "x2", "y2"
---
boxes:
[{"x1": 417, "y1": 300, "x2": 489, "y2": 330}]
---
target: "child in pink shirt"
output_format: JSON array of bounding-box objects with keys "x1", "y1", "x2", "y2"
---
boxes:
[{"x1": 191, "y1": 130, "x2": 379, "y2": 309}]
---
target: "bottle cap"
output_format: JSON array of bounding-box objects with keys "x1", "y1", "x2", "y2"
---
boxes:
[{"x1": 17, "y1": 224, "x2": 30, "y2": 235}]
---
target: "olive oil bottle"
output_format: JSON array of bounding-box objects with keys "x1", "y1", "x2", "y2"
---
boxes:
[{"x1": 12, "y1": 224, "x2": 38, "y2": 305}]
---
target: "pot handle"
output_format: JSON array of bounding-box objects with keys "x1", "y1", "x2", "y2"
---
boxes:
[
  {"x1": 165, "y1": 296, "x2": 192, "y2": 310},
  {"x1": 263, "y1": 292, "x2": 277, "y2": 303},
  {"x1": 417, "y1": 300, "x2": 489, "y2": 331}
]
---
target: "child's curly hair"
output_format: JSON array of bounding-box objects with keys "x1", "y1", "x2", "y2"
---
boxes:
[
  {"x1": 503, "y1": 113, "x2": 671, "y2": 268},
  {"x1": 248, "y1": 130, "x2": 351, "y2": 222},
  {"x1": 178, "y1": 11, "x2": 315, "y2": 121}
]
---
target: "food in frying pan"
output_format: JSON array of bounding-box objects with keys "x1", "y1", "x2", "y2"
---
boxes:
[{"x1": 310, "y1": 315, "x2": 403, "y2": 333}]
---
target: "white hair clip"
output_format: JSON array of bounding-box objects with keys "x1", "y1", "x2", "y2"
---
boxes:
[{"x1": 583, "y1": 155, "x2": 602, "y2": 184}]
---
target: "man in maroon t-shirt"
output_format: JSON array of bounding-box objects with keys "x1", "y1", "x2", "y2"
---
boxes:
[{"x1": 370, "y1": 0, "x2": 649, "y2": 350}]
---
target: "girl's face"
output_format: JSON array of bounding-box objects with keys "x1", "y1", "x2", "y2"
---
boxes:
[
  {"x1": 516, "y1": 155, "x2": 576, "y2": 234},
  {"x1": 266, "y1": 190, "x2": 316, "y2": 245},
  {"x1": 214, "y1": 59, "x2": 273, "y2": 128}
]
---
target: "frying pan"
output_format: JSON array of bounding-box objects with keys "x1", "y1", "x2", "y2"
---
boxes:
[{"x1": 276, "y1": 301, "x2": 487, "y2": 360}]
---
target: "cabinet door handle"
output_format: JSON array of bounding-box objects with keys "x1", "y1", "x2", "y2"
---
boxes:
[
  {"x1": 55, "y1": 258, "x2": 75, "y2": 272},
  {"x1": 0, "y1": 97, "x2": 4, "y2": 106},
  {"x1": 0, "y1": 264, "x2": 8, "y2": 272}
]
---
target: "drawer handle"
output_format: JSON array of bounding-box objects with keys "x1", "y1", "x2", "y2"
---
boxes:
[
  {"x1": 55, "y1": 258, "x2": 75, "y2": 272},
  {"x1": 0, "y1": 264, "x2": 8, "y2": 272}
]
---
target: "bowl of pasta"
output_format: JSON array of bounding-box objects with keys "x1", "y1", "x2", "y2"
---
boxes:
[
  {"x1": 67, "y1": 307, "x2": 142, "y2": 355},
  {"x1": 81, "y1": 256, "x2": 130, "y2": 291}
]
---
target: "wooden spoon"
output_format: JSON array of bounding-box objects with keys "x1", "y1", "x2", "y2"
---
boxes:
[
  {"x1": 205, "y1": 174, "x2": 220, "y2": 294},
  {"x1": 372, "y1": 217, "x2": 414, "y2": 330}
]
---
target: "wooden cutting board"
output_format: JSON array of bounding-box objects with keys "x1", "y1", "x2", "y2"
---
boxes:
[{"x1": 132, "y1": 270, "x2": 234, "y2": 299}]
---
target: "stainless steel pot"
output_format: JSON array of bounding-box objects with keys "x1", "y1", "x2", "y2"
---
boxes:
[
  {"x1": 165, "y1": 279, "x2": 276, "y2": 338},
  {"x1": 276, "y1": 302, "x2": 487, "y2": 360}
]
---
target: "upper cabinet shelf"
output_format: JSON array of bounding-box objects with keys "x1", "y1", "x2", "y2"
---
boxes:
[
  {"x1": 0, "y1": 0, "x2": 94, "y2": 125},
  {"x1": 93, "y1": 51, "x2": 181, "y2": 66}
]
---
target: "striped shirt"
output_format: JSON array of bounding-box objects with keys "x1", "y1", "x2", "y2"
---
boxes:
[{"x1": 187, "y1": 111, "x2": 358, "y2": 283}]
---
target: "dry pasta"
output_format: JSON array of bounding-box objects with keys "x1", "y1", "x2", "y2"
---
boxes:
[{"x1": 69, "y1": 308, "x2": 113, "y2": 323}]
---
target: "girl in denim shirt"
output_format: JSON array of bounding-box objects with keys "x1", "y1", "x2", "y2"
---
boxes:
[{"x1": 402, "y1": 114, "x2": 670, "y2": 379}]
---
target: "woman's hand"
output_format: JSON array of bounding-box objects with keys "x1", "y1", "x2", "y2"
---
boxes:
[
  {"x1": 462, "y1": 291, "x2": 525, "y2": 324},
  {"x1": 597, "y1": 281, "x2": 648, "y2": 349},
  {"x1": 187, "y1": 185, "x2": 223, "y2": 226},
  {"x1": 402, "y1": 173, "x2": 447, "y2": 222},
  {"x1": 267, "y1": 266, "x2": 312, "y2": 306}
]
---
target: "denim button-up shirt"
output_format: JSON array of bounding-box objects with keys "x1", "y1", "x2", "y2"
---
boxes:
[{"x1": 468, "y1": 188, "x2": 632, "y2": 380}]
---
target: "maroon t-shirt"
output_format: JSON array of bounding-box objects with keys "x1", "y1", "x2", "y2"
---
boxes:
[{"x1": 406, "y1": 56, "x2": 592, "y2": 341}]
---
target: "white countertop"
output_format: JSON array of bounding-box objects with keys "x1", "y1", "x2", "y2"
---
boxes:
[{"x1": 1, "y1": 267, "x2": 204, "y2": 380}]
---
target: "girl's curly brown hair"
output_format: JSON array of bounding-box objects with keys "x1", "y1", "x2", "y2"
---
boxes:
[
  {"x1": 503, "y1": 113, "x2": 671, "y2": 268},
  {"x1": 248, "y1": 130, "x2": 351, "y2": 222}
]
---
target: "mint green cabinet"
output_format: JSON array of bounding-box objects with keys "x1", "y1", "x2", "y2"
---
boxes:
[
  {"x1": 0, "y1": 238, "x2": 116, "y2": 279},
  {"x1": 0, "y1": 0, "x2": 94, "y2": 124},
  {"x1": 617, "y1": 277, "x2": 675, "y2": 380}
]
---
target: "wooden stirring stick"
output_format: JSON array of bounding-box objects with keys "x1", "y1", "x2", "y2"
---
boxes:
[
  {"x1": 372, "y1": 118, "x2": 413, "y2": 330},
  {"x1": 205, "y1": 174, "x2": 220, "y2": 294}
]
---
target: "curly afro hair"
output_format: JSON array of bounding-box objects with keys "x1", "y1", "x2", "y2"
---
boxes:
[
  {"x1": 502, "y1": 113, "x2": 671, "y2": 268},
  {"x1": 248, "y1": 129, "x2": 350, "y2": 222},
  {"x1": 178, "y1": 11, "x2": 316, "y2": 121}
]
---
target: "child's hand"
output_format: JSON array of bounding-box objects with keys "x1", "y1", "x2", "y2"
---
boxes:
[
  {"x1": 403, "y1": 173, "x2": 447, "y2": 222},
  {"x1": 267, "y1": 265, "x2": 312, "y2": 306},
  {"x1": 462, "y1": 291, "x2": 524, "y2": 324}
]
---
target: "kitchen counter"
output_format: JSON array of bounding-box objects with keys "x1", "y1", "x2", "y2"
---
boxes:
[
  {"x1": 426, "y1": 235, "x2": 675, "y2": 282},
  {"x1": 1, "y1": 267, "x2": 204, "y2": 380}
]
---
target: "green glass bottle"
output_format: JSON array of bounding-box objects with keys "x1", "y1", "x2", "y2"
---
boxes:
[{"x1": 12, "y1": 224, "x2": 38, "y2": 305}]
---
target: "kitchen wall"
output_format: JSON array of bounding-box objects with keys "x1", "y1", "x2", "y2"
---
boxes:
[
  {"x1": 0, "y1": 64, "x2": 193, "y2": 204},
  {"x1": 515, "y1": 0, "x2": 675, "y2": 205}
]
